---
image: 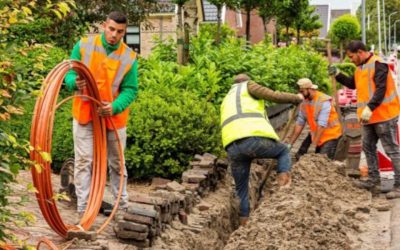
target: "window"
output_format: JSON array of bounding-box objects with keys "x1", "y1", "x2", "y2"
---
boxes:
[{"x1": 125, "y1": 26, "x2": 140, "y2": 53}]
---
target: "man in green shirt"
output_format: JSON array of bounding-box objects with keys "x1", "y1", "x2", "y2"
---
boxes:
[{"x1": 64, "y1": 11, "x2": 138, "y2": 216}]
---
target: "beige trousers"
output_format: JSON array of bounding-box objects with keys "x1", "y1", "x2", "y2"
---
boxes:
[{"x1": 73, "y1": 119, "x2": 129, "y2": 212}]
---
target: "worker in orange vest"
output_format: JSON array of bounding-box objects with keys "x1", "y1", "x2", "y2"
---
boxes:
[
  {"x1": 329, "y1": 40, "x2": 400, "y2": 197},
  {"x1": 64, "y1": 12, "x2": 138, "y2": 215},
  {"x1": 286, "y1": 78, "x2": 343, "y2": 160}
]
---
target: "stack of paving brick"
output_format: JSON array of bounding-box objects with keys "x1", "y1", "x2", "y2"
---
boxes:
[
  {"x1": 113, "y1": 153, "x2": 229, "y2": 247},
  {"x1": 183, "y1": 153, "x2": 228, "y2": 196}
]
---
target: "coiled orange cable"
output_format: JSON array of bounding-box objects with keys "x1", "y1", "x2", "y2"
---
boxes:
[{"x1": 30, "y1": 60, "x2": 125, "y2": 241}]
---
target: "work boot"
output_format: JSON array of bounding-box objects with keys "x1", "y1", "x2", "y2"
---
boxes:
[
  {"x1": 239, "y1": 217, "x2": 248, "y2": 226},
  {"x1": 353, "y1": 179, "x2": 380, "y2": 194},
  {"x1": 386, "y1": 187, "x2": 400, "y2": 199},
  {"x1": 277, "y1": 172, "x2": 291, "y2": 188}
]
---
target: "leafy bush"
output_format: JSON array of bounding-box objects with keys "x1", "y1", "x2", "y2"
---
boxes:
[{"x1": 125, "y1": 86, "x2": 221, "y2": 179}]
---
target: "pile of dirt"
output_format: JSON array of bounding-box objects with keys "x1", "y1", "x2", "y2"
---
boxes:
[{"x1": 224, "y1": 154, "x2": 371, "y2": 250}]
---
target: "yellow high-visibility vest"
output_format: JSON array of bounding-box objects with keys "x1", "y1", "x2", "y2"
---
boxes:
[{"x1": 220, "y1": 81, "x2": 279, "y2": 148}]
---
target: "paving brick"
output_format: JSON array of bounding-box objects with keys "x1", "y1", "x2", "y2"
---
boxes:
[
  {"x1": 114, "y1": 226, "x2": 148, "y2": 241},
  {"x1": 166, "y1": 181, "x2": 186, "y2": 193},
  {"x1": 197, "y1": 201, "x2": 212, "y2": 211},
  {"x1": 118, "y1": 221, "x2": 149, "y2": 233},
  {"x1": 123, "y1": 213, "x2": 154, "y2": 225},
  {"x1": 66, "y1": 230, "x2": 97, "y2": 241}
]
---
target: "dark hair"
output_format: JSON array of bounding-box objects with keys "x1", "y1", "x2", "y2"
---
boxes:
[
  {"x1": 346, "y1": 40, "x2": 367, "y2": 53},
  {"x1": 107, "y1": 11, "x2": 128, "y2": 24}
]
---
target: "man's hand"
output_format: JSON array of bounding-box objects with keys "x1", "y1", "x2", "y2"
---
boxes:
[
  {"x1": 76, "y1": 76, "x2": 87, "y2": 90},
  {"x1": 360, "y1": 106, "x2": 372, "y2": 123},
  {"x1": 296, "y1": 93, "x2": 304, "y2": 101},
  {"x1": 328, "y1": 65, "x2": 339, "y2": 76},
  {"x1": 308, "y1": 143, "x2": 317, "y2": 153},
  {"x1": 97, "y1": 102, "x2": 113, "y2": 117}
]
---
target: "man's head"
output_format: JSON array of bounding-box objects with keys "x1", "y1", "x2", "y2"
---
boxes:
[
  {"x1": 234, "y1": 74, "x2": 251, "y2": 83},
  {"x1": 346, "y1": 40, "x2": 370, "y2": 66},
  {"x1": 103, "y1": 11, "x2": 128, "y2": 45},
  {"x1": 297, "y1": 78, "x2": 317, "y2": 100}
]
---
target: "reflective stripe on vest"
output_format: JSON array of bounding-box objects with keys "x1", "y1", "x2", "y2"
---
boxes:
[
  {"x1": 303, "y1": 91, "x2": 342, "y2": 146},
  {"x1": 220, "y1": 82, "x2": 280, "y2": 148},
  {"x1": 354, "y1": 55, "x2": 400, "y2": 124},
  {"x1": 80, "y1": 37, "x2": 136, "y2": 97},
  {"x1": 221, "y1": 83, "x2": 264, "y2": 128},
  {"x1": 73, "y1": 34, "x2": 136, "y2": 129}
]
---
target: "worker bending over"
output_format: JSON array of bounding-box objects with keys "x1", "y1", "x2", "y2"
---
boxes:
[
  {"x1": 220, "y1": 74, "x2": 303, "y2": 226},
  {"x1": 286, "y1": 78, "x2": 342, "y2": 160}
]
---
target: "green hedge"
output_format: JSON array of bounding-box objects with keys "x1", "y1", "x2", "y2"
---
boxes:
[{"x1": 125, "y1": 86, "x2": 221, "y2": 179}]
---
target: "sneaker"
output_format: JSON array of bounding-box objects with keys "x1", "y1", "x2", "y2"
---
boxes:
[
  {"x1": 386, "y1": 187, "x2": 400, "y2": 199},
  {"x1": 353, "y1": 179, "x2": 380, "y2": 192},
  {"x1": 277, "y1": 172, "x2": 291, "y2": 188},
  {"x1": 74, "y1": 211, "x2": 85, "y2": 225}
]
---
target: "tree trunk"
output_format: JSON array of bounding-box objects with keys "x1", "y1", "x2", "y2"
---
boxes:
[
  {"x1": 183, "y1": 23, "x2": 190, "y2": 65},
  {"x1": 177, "y1": 4, "x2": 184, "y2": 65},
  {"x1": 296, "y1": 26, "x2": 301, "y2": 44},
  {"x1": 340, "y1": 42, "x2": 343, "y2": 62},
  {"x1": 246, "y1": 8, "x2": 251, "y2": 43},
  {"x1": 286, "y1": 25, "x2": 289, "y2": 45},
  {"x1": 216, "y1": 5, "x2": 222, "y2": 45}
]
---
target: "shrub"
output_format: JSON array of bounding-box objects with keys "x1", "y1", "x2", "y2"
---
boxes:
[
  {"x1": 335, "y1": 62, "x2": 356, "y2": 77},
  {"x1": 125, "y1": 86, "x2": 221, "y2": 179}
]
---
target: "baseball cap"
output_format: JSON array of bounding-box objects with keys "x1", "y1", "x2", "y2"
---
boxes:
[{"x1": 297, "y1": 78, "x2": 318, "y2": 90}]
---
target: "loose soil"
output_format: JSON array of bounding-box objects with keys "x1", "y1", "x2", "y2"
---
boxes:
[
  {"x1": 9, "y1": 153, "x2": 397, "y2": 250},
  {"x1": 224, "y1": 154, "x2": 371, "y2": 250}
]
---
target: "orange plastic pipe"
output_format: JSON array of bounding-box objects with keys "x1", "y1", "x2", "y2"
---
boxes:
[{"x1": 30, "y1": 60, "x2": 125, "y2": 239}]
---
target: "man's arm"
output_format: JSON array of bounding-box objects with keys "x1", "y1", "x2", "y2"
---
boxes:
[
  {"x1": 111, "y1": 60, "x2": 139, "y2": 115},
  {"x1": 247, "y1": 81, "x2": 302, "y2": 104},
  {"x1": 335, "y1": 73, "x2": 356, "y2": 89},
  {"x1": 287, "y1": 107, "x2": 306, "y2": 145},
  {"x1": 368, "y1": 61, "x2": 388, "y2": 111},
  {"x1": 64, "y1": 41, "x2": 81, "y2": 91}
]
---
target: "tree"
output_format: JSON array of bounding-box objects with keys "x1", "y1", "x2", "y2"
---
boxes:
[
  {"x1": 356, "y1": 0, "x2": 400, "y2": 51},
  {"x1": 172, "y1": 0, "x2": 190, "y2": 64},
  {"x1": 330, "y1": 14, "x2": 361, "y2": 62},
  {"x1": 276, "y1": 0, "x2": 307, "y2": 44},
  {"x1": 234, "y1": 0, "x2": 260, "y2": 42},
  {"x1": 293, "y1": 5, "x2": 322, "y2": 44},
  {"x1": 0, "y1": 0, "x2": 73, "y2": 244},
  {"x1": 207, "y1": 0, "x2": 235, "y2": 45},
  {"x1": 258, "y1": 0, "x2": 279, "y2": 44}
]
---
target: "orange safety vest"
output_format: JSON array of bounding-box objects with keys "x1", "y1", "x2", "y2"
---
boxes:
[
  {"x1": 72, "y1": 34, "x2": 137, "y2": 129},
  {"x1": 301, "y1": 91, "x2": 342, "y2": 146},
  {"x1": 355, "y1": 55, "x2": 400, "y2": 124}
]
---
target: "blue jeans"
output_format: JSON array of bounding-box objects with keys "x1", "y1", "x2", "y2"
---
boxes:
[
  {"x1": 362, "y1": 118, "x2": 400, "y2": 186},
  {"x1": 226, "y1": 136, "x2": 291, "y2": 217}
]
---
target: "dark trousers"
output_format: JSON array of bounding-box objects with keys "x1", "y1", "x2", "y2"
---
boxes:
[
  {"x1": 295, "y1": 133, "x2": 340, "y2": 160},
  {"x1": 362, "y1": 118, "x2": 400, "y2": 186},
  {"x1": 226, "y1": 137, "x2": 291, "y2": 217}
]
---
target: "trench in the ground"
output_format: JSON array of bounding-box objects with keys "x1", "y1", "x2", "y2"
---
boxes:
[{"x1": 151, "y1": 159, "x2": 275, "y2": 250}]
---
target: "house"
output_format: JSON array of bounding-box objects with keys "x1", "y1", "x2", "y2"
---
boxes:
[
  {"x1": 125, "y1": 0, "x2": 274, "y2": 57},
  {"x1": 310, "y1": 0, "x2": 360, "y2": 38},
  {"x1": 312, "y1": 4, "x2": 331, "y2": 38}
]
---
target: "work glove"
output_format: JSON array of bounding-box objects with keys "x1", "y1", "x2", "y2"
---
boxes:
[
  {"x1": 360, "y1": 106, "x2": 372, "y2": 123},
  {"x1": 285, "y1": 143, "x2": 292, "y2": 150},
  {"x1": 328, "y1": 65, "x2": 339, "y2": 76}
]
